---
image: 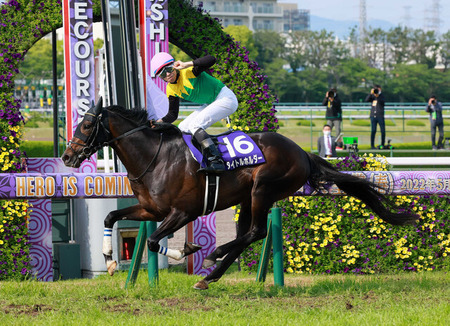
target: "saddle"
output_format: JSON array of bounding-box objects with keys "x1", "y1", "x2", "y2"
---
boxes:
[{"x1": 182, "y1": 130, "x2": 266, "y2": 171}]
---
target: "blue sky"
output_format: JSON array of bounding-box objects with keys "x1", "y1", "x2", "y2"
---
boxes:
[{"x1": 280, "y1": 0, "x2": 450, "y2": 34}]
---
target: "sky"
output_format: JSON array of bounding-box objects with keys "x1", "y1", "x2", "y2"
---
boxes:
[{"x1": 280, "y1": 0, "x2": 450, "y2": 34}]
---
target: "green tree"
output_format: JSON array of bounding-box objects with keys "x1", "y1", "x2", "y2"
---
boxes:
[
  {"x1": 297, "y1": 68, "x2": 328, "y2": 102},
  {"x1": 439, "y1": 31, "x2": 450, "y2": 72},
  {"x1": 18, "y1": 37, "x2": 64, "y2": 81},
  {"x1": 409, "y1": 30, "x2": 439, "y2": 69},
  {"x1": 94, "y1": 38, "x2": 104, "y2": 53},
  {"x1": 363, "y1": 28, "x2": 388, "y2": 70},
  {"x1": 253, "y1": 30, "x2": 285, "y2": 68},
  {"x1": 306, "y1": 30, "x2": 336, "y2": 69},
  {"x1": 326, "y1": 38, "x2": 350, "y2": 89},
  {"x1": 284, "y1": 30, "x2": 309, "y2": 73},
  {"x1": 337, "y1": 58, "x2": 382, "y2": 102},
  {"x1": 224, "y1": 25, "x2": 258, "y2": 60},
  {"x1": 263, "y1": 57, "x2": 292, "y2": 100},
  {"x1": 389, "y1": 64, "x2": 435, "y2": 102},
  {"x1": 169, "y1": 43, "x2": 192, "y2": 62},
  {"x1": 386, "y1": 26, "x2": 411, "y2": 65}
]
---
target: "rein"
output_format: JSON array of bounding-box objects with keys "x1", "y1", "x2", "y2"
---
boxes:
[
  {"x1": 127, "y1": 132, "x2": 163, "y2": 183},
  {"x1": 70, "y1": 109, "x2": 164, "y2": 182}
]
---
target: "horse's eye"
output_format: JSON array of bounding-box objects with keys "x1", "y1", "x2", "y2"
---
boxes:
[{"x1": 83, "y1": 123, "x2": 92, "y2": 129}]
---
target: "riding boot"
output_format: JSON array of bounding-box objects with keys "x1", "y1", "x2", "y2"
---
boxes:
[{"x1": 193, "y1": 129, "x2": 226, "y2": 174}]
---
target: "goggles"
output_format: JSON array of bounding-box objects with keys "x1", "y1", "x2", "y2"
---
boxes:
[{"x1": 157, "y1": 65, "x2": 174, "y2": 79}]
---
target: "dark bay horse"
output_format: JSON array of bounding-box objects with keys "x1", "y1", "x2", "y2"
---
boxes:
[{"x1": 61, "y1": 100, "x2": 418, "y2": 289}]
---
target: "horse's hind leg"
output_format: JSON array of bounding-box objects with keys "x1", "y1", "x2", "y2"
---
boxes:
[
  {"x1": 195, "y1": 195, "x2": 272, "y2": 290},
  {"x1": 203, "y1": 200, "x2": 252, "y2": 269},
  {"x1": 103, "y1": 204, "x2": 157, "y2": 275}
]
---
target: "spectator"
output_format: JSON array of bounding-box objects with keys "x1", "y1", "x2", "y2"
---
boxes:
[
  {"x1": 426, "y1": 95, "x2": 445, "y2": 150},
  {"x1": 365, "y1": 85, "x2": 385, "y2": 149},
  {"x1": 317, "y1": 124, "x2": 337, "y2": 158},
  {"x1": 322, "y1": 88, "x2": 342, "y2": 147}
]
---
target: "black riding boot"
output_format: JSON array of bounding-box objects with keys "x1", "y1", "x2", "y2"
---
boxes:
[{"x1": 193, "y1": 129, "x2": 226, "y2": 174}]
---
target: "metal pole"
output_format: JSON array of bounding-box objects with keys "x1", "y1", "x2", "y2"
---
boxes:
[
  {"x1": 271, "y1": 207, "x2": 284, "y2": 286},
  {"x1": 125, "y1": 222, "x2": 147, "y2": 288},
  {"x1": 52, "y1": 30, "x2": 58, "y2": 157},
  {"x1": 147, "y1": 221, "x2": 159, "y2": 286},
  {"x1": 256, "y1": 214, "x2": 273, "y2": 282}
]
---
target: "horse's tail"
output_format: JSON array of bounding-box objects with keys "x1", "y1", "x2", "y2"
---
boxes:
[{"x1": 306, "y1": 153, "x2": 418, "y2": 226}]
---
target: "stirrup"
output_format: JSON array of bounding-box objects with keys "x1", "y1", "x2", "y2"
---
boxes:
[{"x1": 198, "y1": 157, "x2": 226, "y2": 174}]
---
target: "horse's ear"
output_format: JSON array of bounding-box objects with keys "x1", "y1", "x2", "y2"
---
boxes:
[{"x1": 94, "y1": 97, "x2": 103, "y2": 116}]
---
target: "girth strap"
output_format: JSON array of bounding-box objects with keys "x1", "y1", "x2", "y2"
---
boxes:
[{"x1": 202, "y1": 174, "x2": 220, "y2": 216}]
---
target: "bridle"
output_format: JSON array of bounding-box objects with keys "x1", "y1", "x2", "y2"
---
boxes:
[
  {"x1": 67, "y1": 109, "x2": 164, "y2": 182},
  {"x1": 67, "y1": 111, "x2": 110, "y2": 161}
]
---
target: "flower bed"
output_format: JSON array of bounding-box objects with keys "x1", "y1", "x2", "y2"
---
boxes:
[{"x1": 240, "y1": 154, "x2": 450, "y2": 274}]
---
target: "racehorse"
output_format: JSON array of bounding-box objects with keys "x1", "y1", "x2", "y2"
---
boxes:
[{"x1": 61, "y1": 99, "x2": 418, "y2": 289}]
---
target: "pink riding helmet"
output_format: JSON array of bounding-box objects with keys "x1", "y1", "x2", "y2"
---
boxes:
[{"x1": 151, "y1": 52, "x2": 175, "y2": 75}]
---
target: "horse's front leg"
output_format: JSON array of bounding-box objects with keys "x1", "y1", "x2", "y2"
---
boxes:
[
  {"x1": 146, "y1": 208, "x2": 201, "y2": 261},
  {"x1": 103, "y1": 204, "x2": 159, "y2": 276}
]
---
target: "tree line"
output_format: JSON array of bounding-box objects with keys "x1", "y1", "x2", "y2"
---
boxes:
[
  {"x1": 19, "y1": 25, "x2": 450, "y2": 104},
  {"x1": 225, "y1": 25, "x2": 450, "y2": 103}
]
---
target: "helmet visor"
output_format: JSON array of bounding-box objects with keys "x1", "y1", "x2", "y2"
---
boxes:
[{"x1": 157, "y1": 65, "x2": 174, "y2": 79}]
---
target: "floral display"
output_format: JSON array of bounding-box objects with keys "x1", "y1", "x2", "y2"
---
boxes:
[
  {"x1": 240, "y1": 154, "x2": 450, "y2": 274},
  {"x1": 0, "y1": 0, "x2": 62, "y2": 280}
]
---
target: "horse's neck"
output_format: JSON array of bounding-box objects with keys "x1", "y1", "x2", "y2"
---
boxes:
[{"x1": 110, "y1": 125, "x2": 184, "y2": 175}]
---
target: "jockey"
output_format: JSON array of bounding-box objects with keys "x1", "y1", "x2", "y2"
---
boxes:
[{"x1": 151, "y1": 52, "x2": 238, "y2": 173}]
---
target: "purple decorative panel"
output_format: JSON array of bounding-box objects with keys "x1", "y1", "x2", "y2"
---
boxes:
[
  {"x1": 26, "y1": 157, "x2": 96, "y2": 174},
  {"x1": 23, "y1": 158, "x2": 96, "y2": 281},
  {"x1": 187, "y1": 213, "x2": 216, "y2": 276},
  {"x1": 28, "y1": 199, "x2": 53, "y2": 281}
]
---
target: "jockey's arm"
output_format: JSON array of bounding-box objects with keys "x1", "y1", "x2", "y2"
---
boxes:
[
  {"x1": 191, "y1": 55, "x2": 217, "y2": 76},
  {"x1": 160, "y1": 96, "x2": 180, "y2": 123}
]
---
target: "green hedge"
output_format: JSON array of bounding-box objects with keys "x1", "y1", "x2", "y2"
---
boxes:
[
  {"x1": 240, "y1": 154, "x2": 450, "y2": 274},
  {"x1": 21, "y1": 141, "x2": 64, "y2": 158}
]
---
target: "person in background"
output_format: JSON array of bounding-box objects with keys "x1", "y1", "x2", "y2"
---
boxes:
[
  {"x1": 426, "y1": 95, "x2": 445, "y2": 150},
  {"x1": 365, "y1": 84, "x2": 385, "y2": 149},
  {"x1": 322, "y1": 88, "x2": 342, "y2": 148},
  {"x1": 150, "y1": 52, "x2": 238, "y2": 173},
  {"x1": 317, "y1": 124, "x2": 337, "y2": 158}
]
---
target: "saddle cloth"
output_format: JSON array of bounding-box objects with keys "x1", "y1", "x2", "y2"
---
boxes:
[{"x1": 182, "y1": 131, "x2": 265, "y2": 171}]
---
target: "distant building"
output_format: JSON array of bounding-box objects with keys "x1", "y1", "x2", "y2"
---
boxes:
[
  {"x1": 195, "y1": 0, "x2": 309, "y2": 33},
  {"x1": 279, "y1": 3, "x2": 310, "y2": 32}
]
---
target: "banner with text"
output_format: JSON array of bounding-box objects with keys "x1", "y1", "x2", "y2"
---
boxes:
[
  {"x1": 63, "y1": 0, "x2": 95, "y2": 140},
  {"x1": 140, "y1": 0, "x2": 169, "y2": 120},
  {"x1": 3, "y1": 171, "x2": 450, "y2": 200}
]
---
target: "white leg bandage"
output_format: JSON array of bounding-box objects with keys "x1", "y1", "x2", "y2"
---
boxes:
[
  {"x1": 102, "y1": 228, "x2": 113, "y2": 256},
  {"x1": 158, "y1": 246, "x2": 184, "y2": 260}
]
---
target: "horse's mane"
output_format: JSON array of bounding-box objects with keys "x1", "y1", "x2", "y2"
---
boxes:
[
  {"x1": 106, "y1": 105, "x2": 181, "y2": 136},
  {"x1": 107, "y1": 105, "x2": 149, "y2": 125}
]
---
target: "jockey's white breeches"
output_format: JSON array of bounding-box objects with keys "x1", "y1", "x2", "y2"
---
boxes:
[{"x1": 178, "y1": 86, "x2": 238, "y2": 134}]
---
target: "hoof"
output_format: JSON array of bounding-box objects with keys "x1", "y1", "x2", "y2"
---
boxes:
[
  {"x1": 193, "y1": 280, "x2": 209, "y2": 290},
  {"x1": 183, "y1": 242, "x2": 202, "y2": 256},
  {"x1": 106, "y1": 260, "x2": 117, "y2": 276},
  {"x1": 202, "y1": 258, "x2": 216, "y2": 269}
]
